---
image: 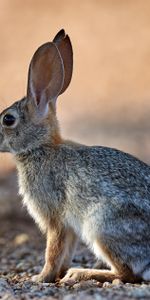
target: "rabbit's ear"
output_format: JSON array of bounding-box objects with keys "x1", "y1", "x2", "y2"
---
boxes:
[
  {"x1": 27, "y1": 42, "x2": 64, "y2": 115},
  {"x1": 53, "y1": 29, "x2": 73, "y2": 94}
]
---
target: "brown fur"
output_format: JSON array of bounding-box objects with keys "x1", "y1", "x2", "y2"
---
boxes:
[
  {"x1": 32, "y1": 221, "x2": 67, "y2": 282},
  {"x1": 61, "y1": 240, "x2": 140, "y2": 284},
  {"x1": 96, "y1": 241, "x2": 139, "y2": 282},
  {"x1": 59, "y1": 229, "x2": 78, "y2": 278},
  {"x1": 51, "y1": 131, "x2": 63, "y2": 146},
  {"x1": 60, "y1": 268, "x2": 140, "y2": 283}
]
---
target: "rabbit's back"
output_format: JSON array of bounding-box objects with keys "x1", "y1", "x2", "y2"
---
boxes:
[{"x1": 63, "y1": 144, "x2": 150, "y2": 205}]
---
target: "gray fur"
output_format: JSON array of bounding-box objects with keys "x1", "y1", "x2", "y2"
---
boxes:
[{"x1": 12, "y1": 132, "x2": 150, "y2": 279}]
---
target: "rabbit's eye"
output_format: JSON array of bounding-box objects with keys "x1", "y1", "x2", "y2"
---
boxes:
[{"x1": 2, "y1": 114, "x2": 16, "y2": 127}]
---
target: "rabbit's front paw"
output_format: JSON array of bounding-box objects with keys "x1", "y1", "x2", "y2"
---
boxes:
[
  {"x1": 32, "y1": 274, "x2": 44, "y2": 283},
  {"x1": 31, "y1": 271, "x2": 56, "y2": 283}
]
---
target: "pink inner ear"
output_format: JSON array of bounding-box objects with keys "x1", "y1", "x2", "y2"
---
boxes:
[
  {"x1": 53, "y1": 32, "x2": 73, "y2": 95},
  {"x1": 27, "y1": 42, "x2": 64, "y2": 108}
]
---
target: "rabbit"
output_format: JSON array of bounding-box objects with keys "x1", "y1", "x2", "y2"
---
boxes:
[{"x1": 0, "y1": 29, "x2": 150, "y2": 284}]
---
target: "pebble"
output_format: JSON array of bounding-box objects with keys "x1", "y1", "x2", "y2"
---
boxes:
[
  {"x1": 14, "y1": 234, "x2": 29, "y2": 246},
  {"x1": 42, "y1": 283, "x2": 50, "y2": 287},
  {"x1": 112, "y1": 279, "x2": 124, "y2": 286},
  {"x1": 72, "y1": 280, "x2": 102, "y2": 290},
  {"x1": 102, "y1": 281, "x2": 112, "y2": 288}
]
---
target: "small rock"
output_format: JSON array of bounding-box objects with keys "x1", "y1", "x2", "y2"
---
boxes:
[
  {"x1": 103, "y1": 281, "x2": 112, "y2": 288},
  {"x1": 42, "y1": 282, "x2": 50, "y2": 287},
  {"x1": 112, "y1": 279, "x2": 124, "y2": 285},
  {"x1": 62, "y1": 279, "x2": 77, "y2": 287},
  {"x1": 125, "y1": 282, "x2": 132, "y2": 286},
  {"x1": 141, "y1": 283, "x2": 149, "y2": 287},
  {"x1": 14, "y1": 234, "x2": 29, "y2": 246},
  {"x1": 72, "y1": 279, "x2": 102, "y2": 290}
]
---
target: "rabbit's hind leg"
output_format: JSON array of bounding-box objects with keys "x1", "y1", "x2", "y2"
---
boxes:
[
  {"x1": 92, "y1": 239, "x2": 140, "y2": 283},
  {"x1": 60, "y1": 268, "x2": 118, "y2": 283},
  {"x1": 60, "y1": 239, "x2": 140, "y2": 284},
  {"x1": 60, "y1": 265, "x2": 138, "y2": 284}
]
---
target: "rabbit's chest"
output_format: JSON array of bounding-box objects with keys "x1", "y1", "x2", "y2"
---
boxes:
[
  {"x1": 22, "y1": 192, "x2": 49, "y2": 232},
  {"x1": 18, "y1": 171, "x2": 53, "y2": 232}
]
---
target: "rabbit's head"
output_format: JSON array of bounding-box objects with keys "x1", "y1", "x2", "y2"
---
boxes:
[{"x1": 0, "y1": 29, "x2": 73, "y2": 154}]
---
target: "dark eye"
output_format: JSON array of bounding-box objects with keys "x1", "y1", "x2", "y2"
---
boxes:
[{"x1": 3, "y1": 114, "x2": 16, "y2": 127}]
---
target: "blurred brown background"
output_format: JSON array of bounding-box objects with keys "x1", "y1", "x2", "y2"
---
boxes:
[
  {"x1": 1, "y1": 0, "x2": 150, "y2": 170},
  {"x1": 0, "y1": 0, "x2": 150, "y2": 196}
]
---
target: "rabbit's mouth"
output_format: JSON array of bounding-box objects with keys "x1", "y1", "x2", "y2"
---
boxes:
[{"x1": 0, "y1": 133, "x2": 10, "y2": 153}]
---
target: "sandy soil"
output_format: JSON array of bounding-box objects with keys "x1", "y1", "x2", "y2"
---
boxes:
[{"x1": 1, "y1": 217, "x2": 150, "y2": 300}]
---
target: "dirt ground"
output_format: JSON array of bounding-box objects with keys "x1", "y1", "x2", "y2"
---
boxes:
[{"x1": 1, "y1": 217, "x2": 150, "y2": 300}]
